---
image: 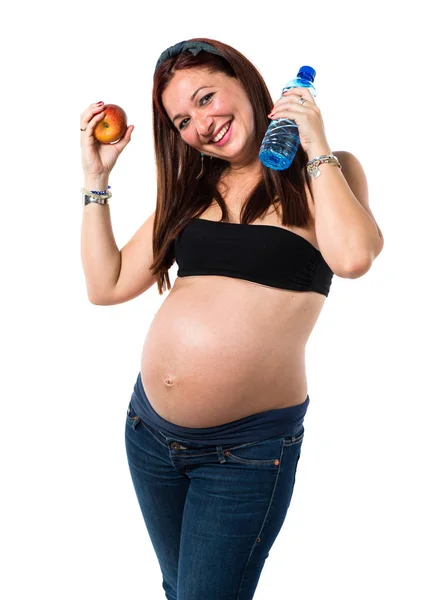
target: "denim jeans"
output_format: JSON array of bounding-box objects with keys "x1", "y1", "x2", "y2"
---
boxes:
[{"x1": 125, "y1": 397, "x2": 304, "y2": 600}]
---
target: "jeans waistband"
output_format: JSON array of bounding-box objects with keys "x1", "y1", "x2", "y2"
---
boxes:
[{"x1": 130, "y1": 371, "x2": 310, "y2": 446}]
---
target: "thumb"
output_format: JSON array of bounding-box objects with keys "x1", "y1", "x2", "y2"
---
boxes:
[
  {"x1": 116, "y1": 125, "x2": 134, "y2": 151},
  {"x1": 126, "y1": 125, "x2": 134, "y2": 141}
]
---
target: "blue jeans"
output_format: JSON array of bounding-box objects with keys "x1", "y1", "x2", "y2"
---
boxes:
[{"x1": 125, "y1": 397, "x2": 304, "y2": 600}]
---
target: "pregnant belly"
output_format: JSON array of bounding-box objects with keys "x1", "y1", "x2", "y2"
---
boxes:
[{"x1": 140, "y1": 277, "x2": 320, "y2": 427}]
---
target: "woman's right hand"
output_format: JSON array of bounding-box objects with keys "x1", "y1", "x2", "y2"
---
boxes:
[{"x1": 80, "y1": 102, "x2": 134, "y2": 179}]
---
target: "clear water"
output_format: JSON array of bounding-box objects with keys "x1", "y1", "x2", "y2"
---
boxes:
[
  {"x1": 259, "y1": 119, "x2": 300, "y2": 170},
  {"x1": 259, "y1": 68, "x2": 317, "y2": 171}
]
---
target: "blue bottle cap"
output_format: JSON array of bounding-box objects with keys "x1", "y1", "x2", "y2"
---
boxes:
[{"x1": 297, "y1": 66, "x2": 316, "y2": 82}]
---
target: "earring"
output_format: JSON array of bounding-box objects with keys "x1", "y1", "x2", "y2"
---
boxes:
[{"x1": 196, "y1": 152, "x2": 205, "y2": 180}]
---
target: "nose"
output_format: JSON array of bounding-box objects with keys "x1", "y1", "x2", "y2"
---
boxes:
[{"x1": 194, "y1": 114, "x2": 213, "y2": 142}]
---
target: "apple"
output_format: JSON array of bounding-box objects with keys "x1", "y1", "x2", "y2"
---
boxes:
[{"x1": 94, "y1": 104, "x2": 128, "y2": 144}]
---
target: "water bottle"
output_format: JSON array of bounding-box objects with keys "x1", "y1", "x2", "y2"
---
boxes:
[{"x1": 259, "y1": 66, "x2": 317, "y2": 170}]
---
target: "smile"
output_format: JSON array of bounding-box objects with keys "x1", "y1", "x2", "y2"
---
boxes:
[{"x1": 210, "y1": 120, "x2": 233, "y2": 145}]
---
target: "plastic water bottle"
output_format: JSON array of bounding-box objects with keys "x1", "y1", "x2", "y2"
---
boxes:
[{"x1": 259, "y1": 66, "x2": 317, "y2": 170}]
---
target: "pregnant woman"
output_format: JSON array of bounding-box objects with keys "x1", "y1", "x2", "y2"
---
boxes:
[{"x1": 80, "y1": 38, "x2": 384, "y2": 600}]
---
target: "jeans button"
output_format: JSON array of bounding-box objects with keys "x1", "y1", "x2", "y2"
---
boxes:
[{"x1": 170, "y1": 442, "x2": 181, "y2": 450}]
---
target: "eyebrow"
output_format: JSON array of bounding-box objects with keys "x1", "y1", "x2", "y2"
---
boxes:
[{"x1": 172, "y1": 86, "x2": 213, "y2": 124}]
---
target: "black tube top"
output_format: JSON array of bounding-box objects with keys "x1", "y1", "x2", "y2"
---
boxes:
[{"x1": 174, "y1": 218, "x2": 334, "y2": 296}]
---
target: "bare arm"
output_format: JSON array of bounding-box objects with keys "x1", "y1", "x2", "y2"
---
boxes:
[
  {"x1": 80, "y1": 175, "x2": 121, "y2": 303},
  {"x1": 81, "y1": 173, "x2": 157, "y2": 306},
  {"x1": 94, "y1": 208, "x2": 158, "y2": 306}
]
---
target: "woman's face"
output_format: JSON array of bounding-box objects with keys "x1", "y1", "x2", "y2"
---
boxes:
[{"x1": 162, "y1": 67, "x2": 259, "y2": 169}]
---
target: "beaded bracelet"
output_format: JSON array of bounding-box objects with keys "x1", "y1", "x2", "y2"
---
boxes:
[
  {"x1": 90, "y1": 185, "x2": 111, "y2": 196},
  {"x1": 81, "y1": 185, "x2": 112, "y2": 205},
  {"x1": 81, "y1": 186, "x2": 112, "y2": 207},
  {"x1": 81, "y1": 185, "x2": 111, "y2": 198}
]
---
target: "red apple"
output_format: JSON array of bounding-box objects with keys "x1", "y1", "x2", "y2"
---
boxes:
[{"x1": 94, "y1": 104, "x2": 128, "y2": 144}]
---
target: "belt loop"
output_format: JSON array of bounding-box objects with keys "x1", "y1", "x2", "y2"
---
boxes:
[{"x1": 216, "y1": 445, "x2": 226, "y2": 463}]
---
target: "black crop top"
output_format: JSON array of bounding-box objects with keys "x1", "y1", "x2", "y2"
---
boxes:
[{"x1": 174, "y1": 218, "x2": 334, "y2": 296}]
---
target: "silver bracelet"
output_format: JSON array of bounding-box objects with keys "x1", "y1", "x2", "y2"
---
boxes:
[
  {"x1": 83, "y1": 193, "x2": 110, "y2": 206},
  {"x1": 306, "y1": 153, "x2": 342, "y2": 179}
]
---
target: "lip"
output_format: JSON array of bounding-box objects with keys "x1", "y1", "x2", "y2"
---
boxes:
[{"x1": 209, "y1": 120, "x2": 232, "y2": 144}]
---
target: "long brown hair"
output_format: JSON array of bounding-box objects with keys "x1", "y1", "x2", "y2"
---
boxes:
[{"x1": 150, "y1": 37, "x2": 314, "y2": 295}]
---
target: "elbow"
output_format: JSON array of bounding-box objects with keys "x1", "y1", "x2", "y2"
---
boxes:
[
  {"x1": 332, "y1": 265, "x2": 366, "y2": 279},
  {"x1": 341, "y1": 261, "x2": 372, "y2": 279},
  {"x1": 88, "y1": 295, "x2": 113, "y2": 306},
  {"x1": 336, "y1": 237, "x2": 384, "y2": 279},
  {"x1": 340, "y1": 253, "x2": 378, "y2": 279}
]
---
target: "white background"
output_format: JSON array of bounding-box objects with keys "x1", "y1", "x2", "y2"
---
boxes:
[{"x1": 1, "y1": 0, "x2": 433, "y2": 598}]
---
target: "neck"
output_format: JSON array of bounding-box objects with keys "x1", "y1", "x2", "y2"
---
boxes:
[{"x1": 223, "y1": 160, "x2": 263, "y2": 183}]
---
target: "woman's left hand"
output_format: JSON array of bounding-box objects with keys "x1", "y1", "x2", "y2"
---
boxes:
[{"x1": 268, "y1": 87, "x2": 330, "y2": 156}]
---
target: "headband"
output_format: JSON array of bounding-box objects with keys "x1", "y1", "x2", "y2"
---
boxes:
[{"x1": 154, "y1": 40, "x2": 225, "y2": 74}]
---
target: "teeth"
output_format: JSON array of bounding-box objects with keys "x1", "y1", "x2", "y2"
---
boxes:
[{"x1": 212, "y1": 121, "x2": 231, "y2": 142}]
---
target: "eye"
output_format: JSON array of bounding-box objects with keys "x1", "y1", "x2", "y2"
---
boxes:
[{"x1": 179, "y1": 93, "x2": 214, "y2": 130}]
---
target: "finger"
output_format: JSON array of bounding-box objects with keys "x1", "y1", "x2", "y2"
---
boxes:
[
  {"x1": 80, "y1": 101, "x2": 105, "y2": 119},
  {"x1": 272, "y1": 93, "x2": 309, "y2": 111},
  {"x1": 283, "y1": 88, "x2": 316, "y2": 104},
  {"x1": 270, "y1": 96, "x2": 293, "y2": 112},
  {"x1": 81, "y1": 109, "x2": 106, "y2": 139},
  {"x1": 80, "y1": 104, "x2": 105, "y2": 132},
  {"x1": 279, "y1": 95, "x2": 315, "y2": 112},
  {"x1": 283, "y1": 87, "x2": 314, "y2": 96},
  {"x1": 269, "y1": 103, "x2": 305, "y2": 118},
  {"x1": 80, "y1": 103, "x2": 106, "y2": 133},
  {"x1": 282, "y1": 90, "x2": 308, "y2": 101}
]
